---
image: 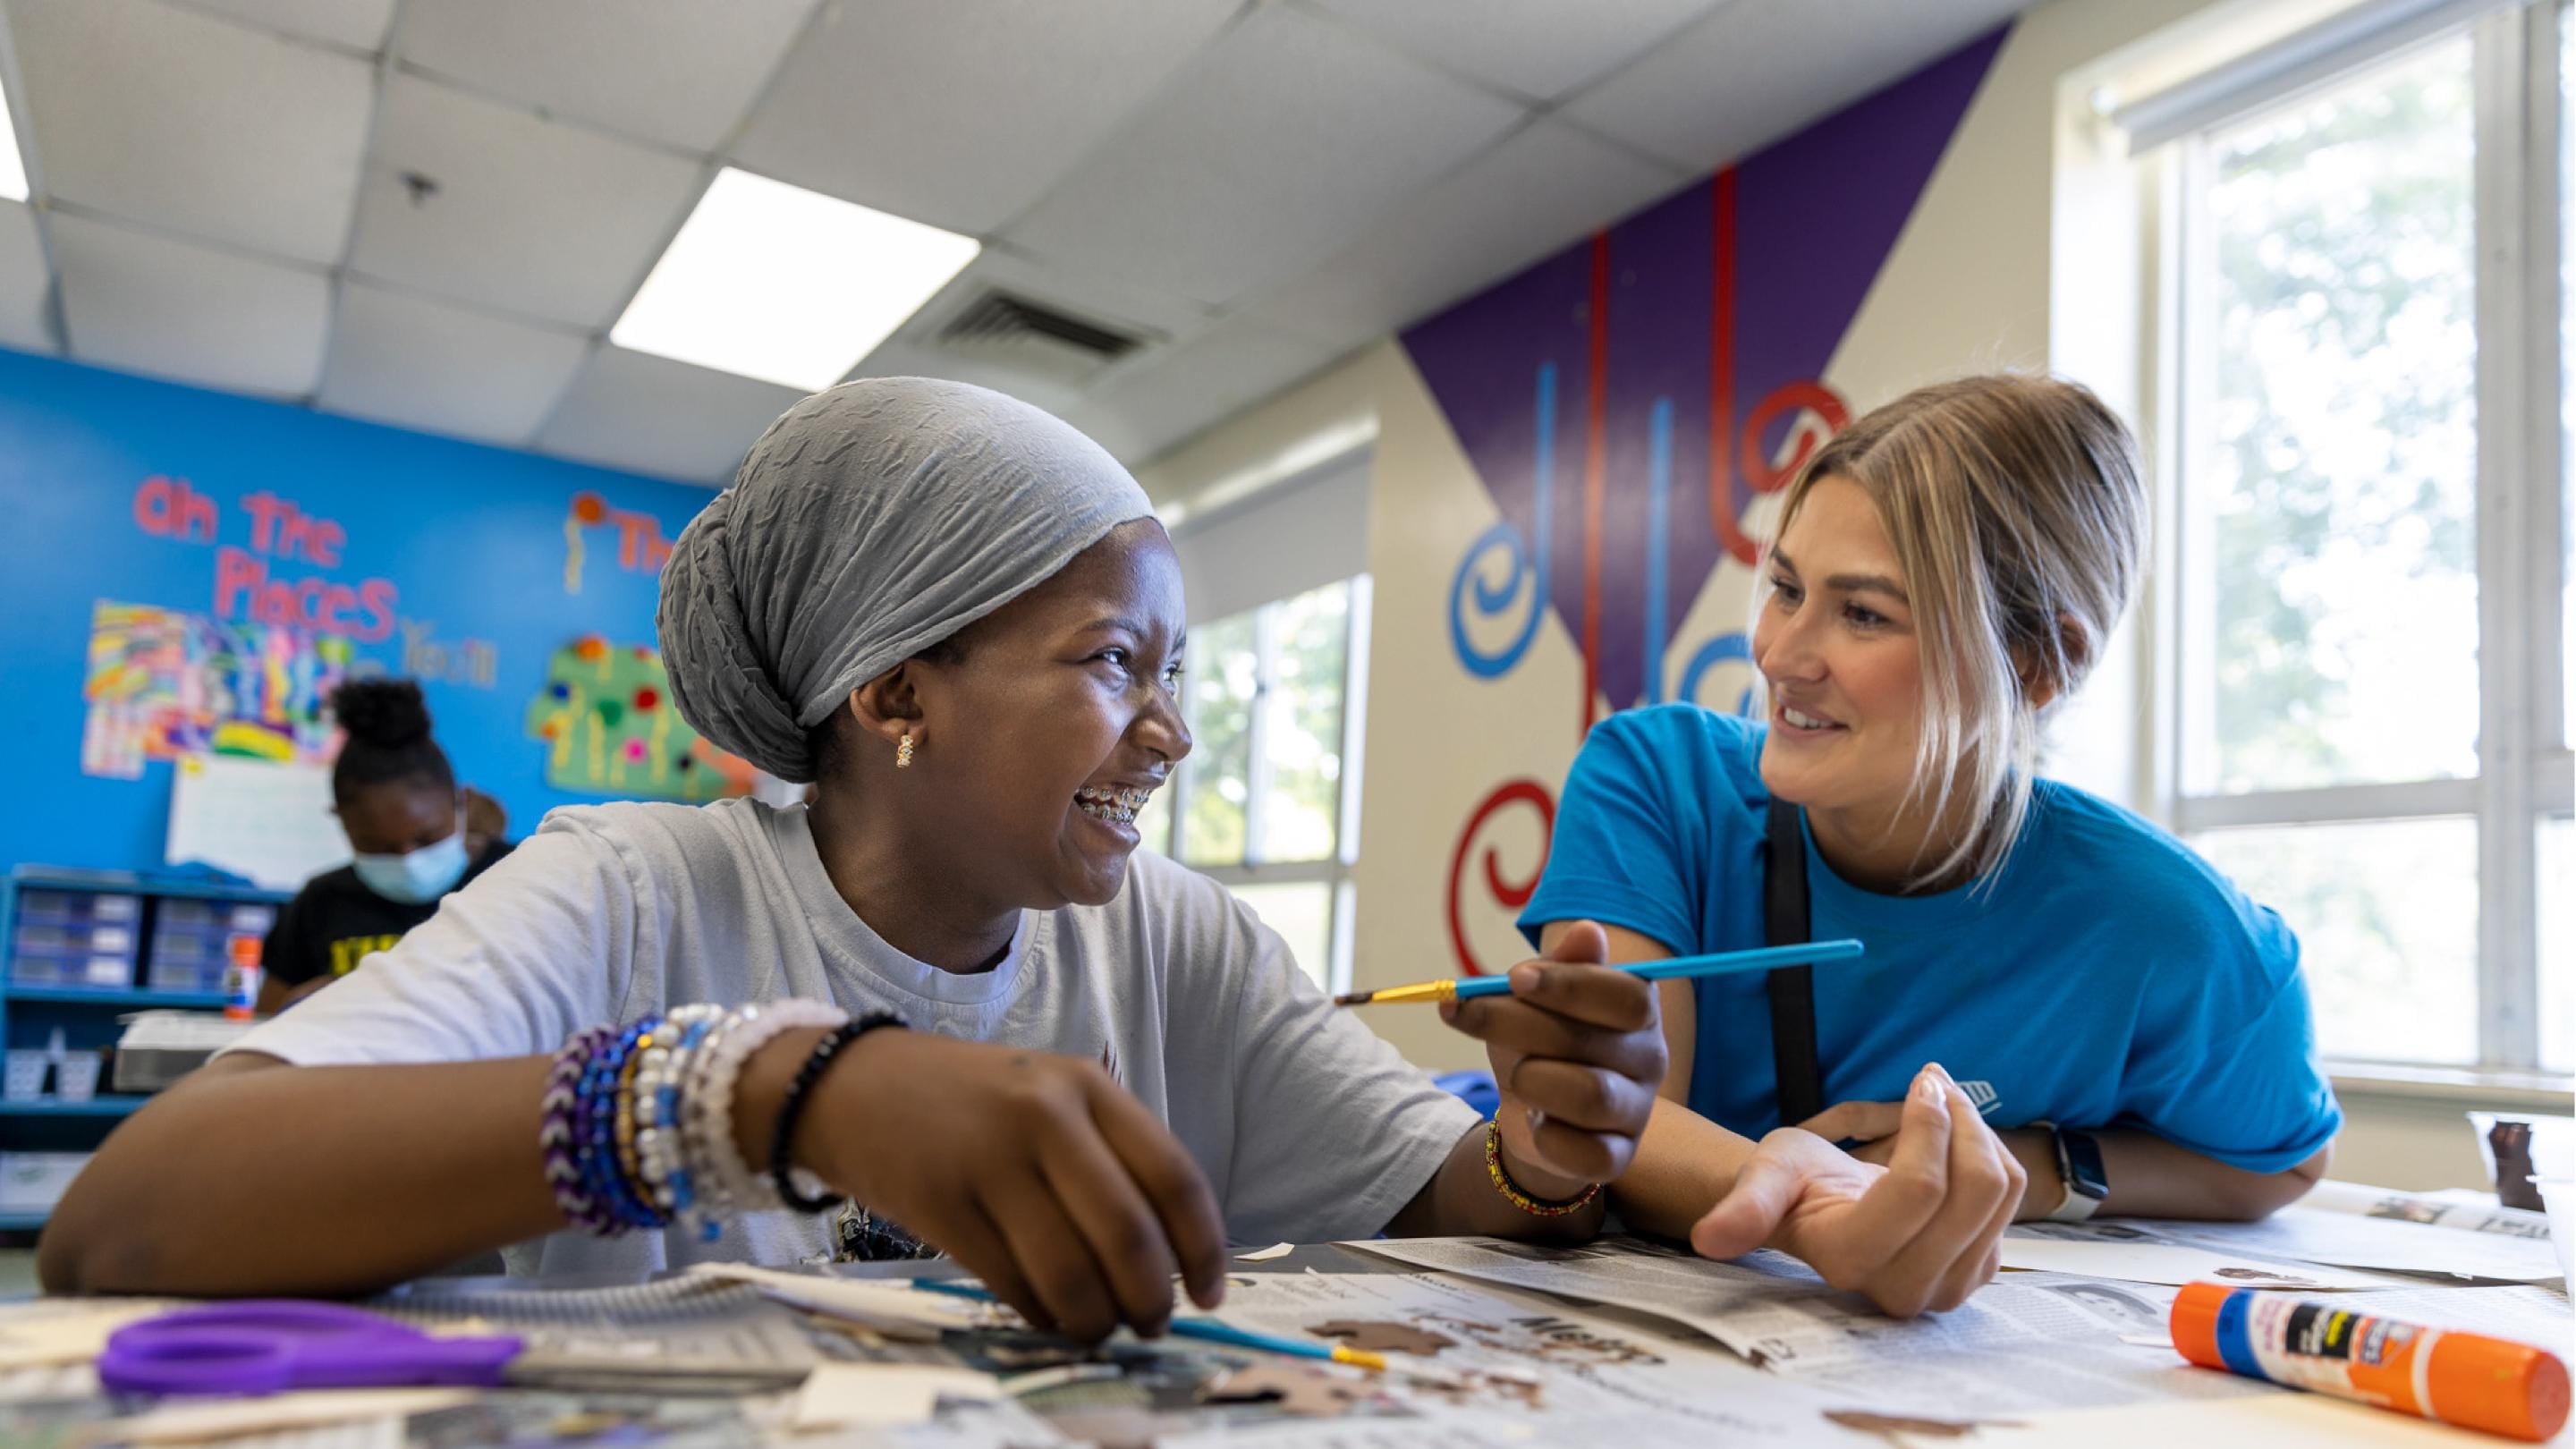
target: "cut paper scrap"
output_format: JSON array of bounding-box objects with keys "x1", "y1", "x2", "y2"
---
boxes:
[
  {"x1": 1202, "y1": 1362, "x2": 1377, "y2": 1417},
  {"x1": 793, "y1": 1361, "x2": 1002, "y2": 1432},
  {"x1": 0, "y1": 1298, "x2": 175, "y2": 1370},
  {"x1": 682, "y1": 1263, "x2": 1004, "y2": 1339},
  {"x1": 1238, "y1": 1242, "x2": 1297, "y2": 1261},
  {"x1": 81, "y1": 600, "x2": 351, "y2": 778},
  {"x1": 90, "y1": 1387, "x2": 473, "y2": 1445},
  {"x1": 523, "y1": 638, "x2": 750, "y2": 801},
  {"x1": 1308, "y1": 1319, "x2": 1458, "y2": 1357},
  {"x1": 1827, "y1": 1410, "x2": 2027, "y2": 1446}
]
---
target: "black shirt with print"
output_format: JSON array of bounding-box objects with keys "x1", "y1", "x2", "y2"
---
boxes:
[{"x1": 259, "y1": 840, "x2": 514, "y2": 988}]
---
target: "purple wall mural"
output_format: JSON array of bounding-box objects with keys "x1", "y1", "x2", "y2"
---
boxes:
[{"x1": 1407, "y1": 30, "x2": 2006, "y2": 973}]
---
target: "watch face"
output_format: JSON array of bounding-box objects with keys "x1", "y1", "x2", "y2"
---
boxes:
[{"x1": 2063, "y1": 1131, "x2": 2110, "y2": 1199}]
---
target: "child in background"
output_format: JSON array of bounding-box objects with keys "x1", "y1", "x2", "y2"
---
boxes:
[{"x1": 257, "y1": 679, "x2": 513, "y2": 1010}]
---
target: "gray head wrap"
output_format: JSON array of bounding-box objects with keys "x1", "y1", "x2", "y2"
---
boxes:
[{"x1": 657, "y1": 377, "x2": 1155, "y2": 784}]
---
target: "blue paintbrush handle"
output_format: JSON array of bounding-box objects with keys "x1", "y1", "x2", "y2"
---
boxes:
[
  {"x1": 1449, "y1": 937, "x2": 1865, "y2": 999},
  {"x1": 912, "y1": 1278, "x2": 1341, "y2": 1362}
]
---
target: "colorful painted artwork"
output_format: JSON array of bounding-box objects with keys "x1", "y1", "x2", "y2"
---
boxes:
[
  {"x1": 80, "y1": 600, "x2": 352, "y2": 778},
  {"x1": 1402, "y1": 33, "x2": 2006, "y2": 971},
  {"x1": 523, "y1": 636, "x2": 751, "y2": 801}
]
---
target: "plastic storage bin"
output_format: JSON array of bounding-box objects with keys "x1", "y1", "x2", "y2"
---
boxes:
[
  {"x1": 13, "y1": 890, "x2": 141, "y2": 926},
  {"x1": 10, "y1": 919, "x2": 139, "y2": 988},
  {"x1": 111, "y1": 1012, "x2": 258, "y2": 1093},
  {"x1": 0, "y1": 1152, "x2": 91, "y2": 1213},
  {"x1": 2, "y1": 1050, "x2": 46, "y2": 1101}
]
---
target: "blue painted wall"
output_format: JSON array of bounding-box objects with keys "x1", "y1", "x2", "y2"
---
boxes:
[{"x1": 0, "y1": 347, "x2": 724, "y2": 875}]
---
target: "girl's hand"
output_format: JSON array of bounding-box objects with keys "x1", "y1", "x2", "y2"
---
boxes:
[
  {"x1": 765, "y1": 1030, "x2": 1229, "y2": 1343},
  {"x1": 1690, "y1": 1063, "x2": 2021, "y2": 1317},
  {"x1": 1441, "y1": 920, "x2": 1668, "y2": 1198},
  {"x1": 1798, "y1": 1098, "x2": 1905, "y2": 1165}
]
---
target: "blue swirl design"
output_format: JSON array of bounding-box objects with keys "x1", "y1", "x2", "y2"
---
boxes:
[
  {"x1": 1678, "y1": 631, "x2": 1757, "y2": 717},
  {"x1": 1448, "y1": 364, "x2": 1556, "y2": 679}
]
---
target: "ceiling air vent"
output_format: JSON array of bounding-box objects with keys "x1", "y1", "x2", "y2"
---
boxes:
[{"x1": 932, "y1": 289, "x2": 1145, "y2": 388}]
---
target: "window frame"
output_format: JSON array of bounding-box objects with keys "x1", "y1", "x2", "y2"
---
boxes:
[
  {"x1": 2155, "y1": 0, "x2": 2573, "y2": 1076},
  {"x1": 1156, "y1": 574, "x2": 1373, "y2": 994}
]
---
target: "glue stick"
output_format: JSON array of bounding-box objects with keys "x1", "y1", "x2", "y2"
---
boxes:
[
  {"x1": 2170, "y1": 1282, "x2": 2567, "y2": 1442},
  {"x1": 222, "y1": 935, "x2": 262, "y2": 1021}
]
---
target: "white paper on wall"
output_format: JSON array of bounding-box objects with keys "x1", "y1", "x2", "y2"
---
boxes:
[{"x1": 165, "y1": 756, "x2": 348, "y2": 892}]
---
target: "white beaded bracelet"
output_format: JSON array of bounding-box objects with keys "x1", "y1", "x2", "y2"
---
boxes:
[{"x1": 680, "y1": 998, "x2": 849, "y2": 1221}]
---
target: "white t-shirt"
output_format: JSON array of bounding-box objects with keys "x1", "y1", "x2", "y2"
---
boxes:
[{"x1": 232, "y1": 799, "x2": 1478, "y2": 1276}]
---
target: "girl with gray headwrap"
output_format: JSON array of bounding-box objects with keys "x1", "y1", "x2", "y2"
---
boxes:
[{"x1": 45, "y1": 378, "x2": 1667, "y2": 1338}]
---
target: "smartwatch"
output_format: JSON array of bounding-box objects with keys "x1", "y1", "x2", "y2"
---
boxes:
[{"x1": 2045, "y1": 1124, "x2": 2109, "y2": 1222}]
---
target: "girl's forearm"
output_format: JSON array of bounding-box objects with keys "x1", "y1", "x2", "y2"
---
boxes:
[
  {"x1": 39, "y1": 1053, "x2": 564, "y2": 1297},
  {"x1": 1606, "y1": 1097, "x2": 1761, "y2": 1240},
  {"x1": 1998, "y1": 1128, "x2": 2328, "y2": 1222}
]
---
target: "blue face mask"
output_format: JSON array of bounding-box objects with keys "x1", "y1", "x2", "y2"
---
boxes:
[{"x1": 352, "y1": 826, "x2": 470, "y2": 905}]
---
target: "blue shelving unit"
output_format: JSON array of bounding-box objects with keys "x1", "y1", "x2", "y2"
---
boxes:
[{"x1": 0, "y1": 866, "x2": 285, "y2": 1236}]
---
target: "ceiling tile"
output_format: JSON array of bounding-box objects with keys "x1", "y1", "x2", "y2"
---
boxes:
[
  {"x1": 6, "y1": 0, "x2": 371, "y2": 263},
  {"x1": 398, "y1": 0, "x2": 818, "y2": 153},
  {"x1": 733, "y1": 0, "x2": 1240, "y2": 236},
  {"x1": 0, "y1": 201, "x2": 54, "y2": 353},
  {"x1": 1064, "y1": 318, "x2": 1338, "y2": 466},
  {"x1": 844, "y1": 340, "x2": 1089, "y2": 421},
  {"x1": 349, "y1": 74, "x2": 707, "y2": 329},
  {"x1": 1248, "y1": 118, "x2": 1683, "y2": 351},
  {"x1": 52, "y1": 212, "x2": 326, "y2": 396},
  {"x1": 1003, "y1": 4, "x2": 1525, "y2": 309},
  {"x1": 1564, "y1": 0, "x2": 2026, "y2": 174},
  {"x1": 1306, "y1": 0, "x2": 1718, "y2": 101},
  {"x1": 182, "y1": 0, "x2": 394, "y2": 52},
  {"x1": 535, "y1": 345, "x2": 803, "y2": 484},
  {"x1": 317, "y1": 280, "x2": 591, "y2": 445}
]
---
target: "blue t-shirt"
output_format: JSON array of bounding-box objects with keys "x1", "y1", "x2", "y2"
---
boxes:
[{"x1": 1520, "y1": 705, "x2": 2341, "y2": 1174}]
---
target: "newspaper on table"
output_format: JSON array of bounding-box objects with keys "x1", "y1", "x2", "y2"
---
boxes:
[
  {"x1": 1998, "y1": 1226, "x2": 2408, "y2": 1290},
  {"x1": 2050, "y1": 1201, "x2": 2561, "y2": 1283},
  {"x1": 1343, "y1": 1238, "x2": 2275, "y2": 1421}
]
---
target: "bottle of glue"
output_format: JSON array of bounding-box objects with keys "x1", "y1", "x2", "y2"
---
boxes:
[
  {"x1": 2171, "y1": 1281, "x2": 2567, "y2": 1441},
  {"x1": 223, "y1": 935, "x2": 263, "y2": 1021}
]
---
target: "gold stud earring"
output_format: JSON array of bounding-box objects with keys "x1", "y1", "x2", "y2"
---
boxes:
[{"x1": 895, "y1": 733, "x2": 915, "y2": 768}]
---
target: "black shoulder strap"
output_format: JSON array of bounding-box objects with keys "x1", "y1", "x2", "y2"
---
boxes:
[{"x1": 1764, "y1": 799, "x2": 1825, "y2": 1128}]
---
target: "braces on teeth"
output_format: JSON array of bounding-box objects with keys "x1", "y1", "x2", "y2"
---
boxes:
[{"x1": 1075, "y1": 786, "x2": 1151, "y2": 825}]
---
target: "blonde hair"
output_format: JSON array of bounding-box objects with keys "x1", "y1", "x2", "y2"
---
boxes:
[{"x1": 1767, "y1": 374, "x2": 2144, "y2": 887}]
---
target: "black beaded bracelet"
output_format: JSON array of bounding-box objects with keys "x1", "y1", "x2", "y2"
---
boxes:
[{"x1": 767, "y1": 1012, "x2": 906, "y2": 1214}]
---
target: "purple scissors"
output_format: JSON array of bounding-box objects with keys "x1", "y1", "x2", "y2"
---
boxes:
[{"x1": 98, "y1": 1301, "x2": 524, "y2": 1396}]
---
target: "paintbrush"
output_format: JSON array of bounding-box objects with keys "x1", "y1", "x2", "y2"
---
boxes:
[
  {"x1": 909, "y1": 1279, "x2": 1393, "y2": 1373},
  {"x1": 1332, "y1": 938, "x2": 1866, "y2": 1006}
]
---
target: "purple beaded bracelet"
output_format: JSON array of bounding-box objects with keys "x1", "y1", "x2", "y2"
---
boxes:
[{"x1": 541, "y1": 1024, "x2": 621, "y2": 1235}]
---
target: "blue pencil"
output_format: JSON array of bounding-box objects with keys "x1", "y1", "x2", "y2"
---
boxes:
[
  {"x1": 910, "y1": 1278, "x2": 1390, "y2": 1370},
  {"x1": 1332, "y1": 938, "x2": 1865, "y2": 1007}
]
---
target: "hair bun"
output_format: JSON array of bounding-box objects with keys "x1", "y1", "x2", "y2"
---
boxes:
[{"x1": 333, "y1": 678, "x2": 434, "y2": 749}]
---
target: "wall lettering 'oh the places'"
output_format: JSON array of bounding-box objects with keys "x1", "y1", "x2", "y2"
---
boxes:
[{"x1": 131, "y1": 474, "x2": 398, "y2": 642}]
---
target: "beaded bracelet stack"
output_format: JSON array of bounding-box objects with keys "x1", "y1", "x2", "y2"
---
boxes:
[{"x1": 538, "y1": 998, "x2": 900, "y2": 1242}]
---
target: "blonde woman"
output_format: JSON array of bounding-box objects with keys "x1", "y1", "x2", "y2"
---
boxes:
[{"x1": 1526, "y1": 375, "x2": 2338, "y2": 1310}]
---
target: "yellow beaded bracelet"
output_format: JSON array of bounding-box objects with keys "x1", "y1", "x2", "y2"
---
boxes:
[{"x1": 1482, "y1": 1119, "x2": 1604, "y2": 1217}]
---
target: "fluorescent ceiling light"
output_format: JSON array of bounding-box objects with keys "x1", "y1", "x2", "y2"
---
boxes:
[
  {"x1": 0, "y1": 81, "x2": 27, "y2": 203},
  {"x1": 610, "y1": 167, "x2": 979, "y2": 392}
]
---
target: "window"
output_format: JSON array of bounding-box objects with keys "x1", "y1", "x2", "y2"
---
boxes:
[
  {"x1": 2160, "y1": 4, "x2": 2572, "y2": 1075},
  {"x1": 1136, "y1": 577, "x2": 1370, "y2": 991}
]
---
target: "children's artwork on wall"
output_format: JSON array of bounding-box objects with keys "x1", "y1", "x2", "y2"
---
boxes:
[
  {"x1": 80, "y1": 600, "x2": 352, "y2": 779},
  {"x1": 524, "y1": 637, "x2": 751, "y2": 801},
  {"x1": 561, "y1": 490, "x2": 675, "y2": 595}
]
